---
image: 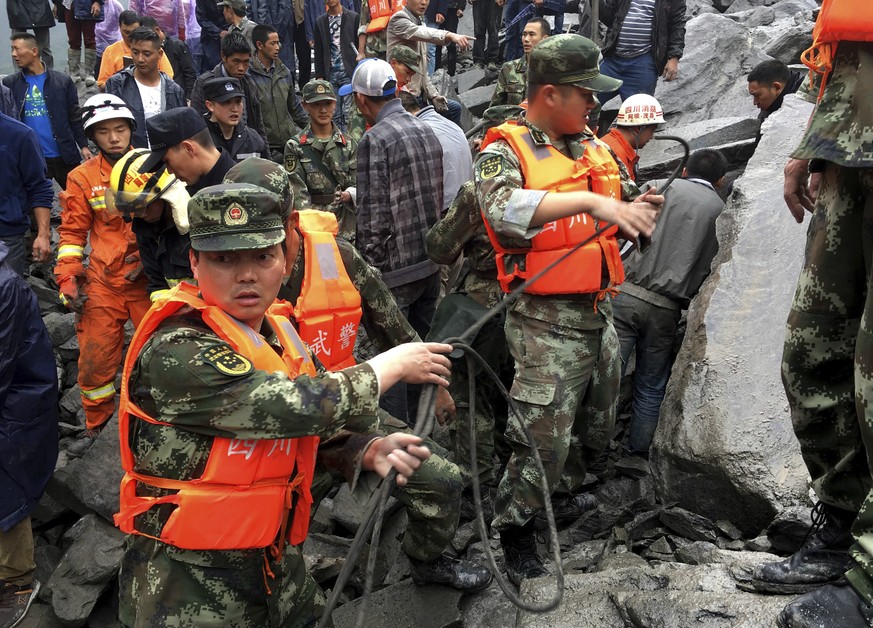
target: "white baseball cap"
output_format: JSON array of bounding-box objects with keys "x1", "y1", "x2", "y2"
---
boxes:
[{"x1": 338, "y1": 59, "x2": 397, "y2": 97}]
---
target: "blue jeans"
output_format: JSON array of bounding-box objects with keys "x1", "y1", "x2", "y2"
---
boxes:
[
  {"x1": 425, "y1": 18, "x2": 439, "y2": 75},
  {"x1": 612, "y1": 292, "x2": 681, "y2": 452},
  {"x1": 330, "y1": 78, "x2": 352, "y2": 131},
  {"x1": 0, "y1": 235, "x2": 27, "y2": 277},
  {"x1": 502, "y1": 0, "x2": 524, "y2": 61},
  {"x1": 598, "y1": 52, "x2": 659, "y2": 104}
]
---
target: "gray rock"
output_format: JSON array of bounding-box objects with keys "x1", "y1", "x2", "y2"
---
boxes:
[
  {"x1": 626, "y1": 509, "x2": 666, "y2": 541},
  {"x1": 726, "y1": 5, "x2": 776, "y2": 26},
  {"x1": 711, "y1": 0, "x2": 737, "y2": 11},
  {"x1": 562, "y1": 539, "x2": 608, "y2": 572},
  {"x1": 59, "y1": 385, "x2": 82, "y2": 421},
  {"x1": 459, "y1": 581, "x2": 516, "y2": 628},
  {"x1": 764, "y1": 20, "x2": 814, "y2": 65},
  {"x1": 650, "y1": 95, "x2": 815, "y2": 537},
  {"x1": 455, "y1": 67, "x2": 490, "y2": 94},
  {"x1": 674, "y1": 540, "x2": 719, "y2": 565},
  {"x1": 716, "y1": 519, "x2": 744, "y2": 541},
  {"x1": 686, "y1": 0, "x2": 720, "y2": 18},
  {"x1": 766, "y1": 504, "x2": 813, "y2": 554},
  {"x1": 457, "y1": 85, "x2": 495, "y2": 118},
  {"x1": 303, "y1": 533, "x2": 351, "y2": 584},
  {"x1": 51, "y1": 418, "x2": 122, "y2": 522},
  {"x1": 517, "y1": 563, "x2": 795, "y2": 628},
  {"x1": 614, "y1": 455, "x2": 651, "y2": 478},
  {"x1": 45, "y1": 515, "x2": 125, "y2": 627},
  {"x1": 746, "y1": 535, "x2": 773, "y2": 552},
  {"x1": 660, "y1": 507, "x2": 719, "y2": 543},
  {"x1": 653, "y1": 14, "x2": 767, "y2": 128},
  {"x1": 17, "y1": 602, "x2": 67, "y2": 628},
  {"x1": 33, "y1": 543, "x2": 64, "y2": 586},
  {"x1": 57, "y1": 335, "x2": 80, "y2": 364},
  {"x1": 726, "y1": 0, "x2": 777, "y2": 12},
  {"x1": 43, "y1": 312, "x2": 76, "y2": 347},
  {"x1": 332, "y1": 579, "x2": 464, "y2": 628},
  {"x1": 330, "y1": 483, "x2": 401, "y2": 534},
  {"x1": 768, "y1": 0, "x2": 818, "y2": 18},
  {"x1": 310, "y1": 497, "x2": 335, "y2": 535}
]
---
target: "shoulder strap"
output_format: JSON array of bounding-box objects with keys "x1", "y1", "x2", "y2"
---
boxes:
[{"x1": 299, "y1": 142, "x2": 340, "y2": 190}]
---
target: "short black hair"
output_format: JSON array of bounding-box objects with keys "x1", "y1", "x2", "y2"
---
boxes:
[
  {"x1": 252, "y1": 24, "x2": 278, "y2": 49},
  {"x1": 221, "y1": 32, "x2": 252, "y2": 58},
  {"x1": 10, "y1": 32, "x2": 39, "y2": 50},
  {"x1": 119, "y1": 10, "x2": 140, "y2": 27},
  {"x1": 748, "y1": 59, "x2": 790, "y2": 87},
  {"x1": 139, "y1": 15, "x2": 159, "y2": 31},
  {"x1": 398, "y1": 91, "x2": 420, "y2": 113},
  {"x1": 189, "y1": 127, "x2": 217, "y2": 150},
  {"x1": 129, "y1": 26, "x2": 161, "y2": 48},
  {"x1": 525, "y1": 18, "x2": 551, "y2": 37},
  {"x1": 360, "y1": 91, "x2": 397, "y2": 105},
  {"x1": 686, "y1": 149, "x2": 727, "y2": 185}
]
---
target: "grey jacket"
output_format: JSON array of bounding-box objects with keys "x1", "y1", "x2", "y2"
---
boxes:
[{"x1": 623, "y1": 177, "x2": 723, "y2": 308}]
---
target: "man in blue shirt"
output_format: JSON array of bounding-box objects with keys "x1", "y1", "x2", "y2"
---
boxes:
[{"x1": 3, "y1": 32, "x2": 91, "y2": 188}]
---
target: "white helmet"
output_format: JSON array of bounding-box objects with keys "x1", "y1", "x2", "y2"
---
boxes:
[
  {"x1": 615, "y1": 94, "x2": 665, "y2": 127},
  {"x1": 82, "y1": 94, "x2": 137, "y2": 134}
]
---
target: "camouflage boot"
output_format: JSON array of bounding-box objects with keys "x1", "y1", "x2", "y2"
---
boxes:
[
  {"x1": 500, "y1": 522, "x2": 547, "y2": 586},
  {"x1": 409, "y1": 554, "x2": 493, "y2": 592},
  {"x1": 776, "y1": 582, "x2": 873, "y2": 628},
  {"x1": 459, "y1": 485, "x2": 495, "y2": 525},
  {"x1": 534, "y1": 492, "x2": 598, "y2": 529},
  {"x1": 750, "y1": 502, "x2": 855, "y2": 594}
]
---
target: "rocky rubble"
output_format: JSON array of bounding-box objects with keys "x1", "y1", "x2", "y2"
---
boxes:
[{"x1": 15, "y1": 0, "x2": 825, "y2": 625}]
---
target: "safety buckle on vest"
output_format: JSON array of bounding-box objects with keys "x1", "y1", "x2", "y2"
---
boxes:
[{"x1": 594, "y1": 286, "x2": 619, "y2": 312}]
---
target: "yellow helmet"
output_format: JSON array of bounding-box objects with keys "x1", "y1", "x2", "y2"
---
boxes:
[{"x1": 107, "y1": 149, "x2": 190, "y2": 234}]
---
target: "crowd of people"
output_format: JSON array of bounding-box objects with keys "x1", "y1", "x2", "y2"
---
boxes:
[{"x1": 0, "y1": 0, "x2": 871, "y2": 627}]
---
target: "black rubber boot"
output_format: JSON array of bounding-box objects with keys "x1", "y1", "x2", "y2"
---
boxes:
[
  {"x1": 776, "y1": 582, "x2": 873, "y2": 628},
  {"x1": 499, "y1": 522, "x2": 547, "y2": 586},
  {"x1": 748, "y1": 503, "x2": 855, "y2": 594},
  {"x1": 408, "y1": 554, "x2": 493, "y2": 592}
]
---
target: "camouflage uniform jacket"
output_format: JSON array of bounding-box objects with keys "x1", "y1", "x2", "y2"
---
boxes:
[
  {"x1": 284, "y1": 124, "x2": 358, "y2": 241},
  {"x1": 425, "y1": 180, "x2": 504, "y2": 308},
  {"x1": 490, "y1": 57, "x2": 527, "y2": 108},
  {"x1": 474, "y1": 116, "x2": 638, "y2": 329},
  {"x1": 792, "y1": 42, "x2": 873, "y2": 167},
  {"x1": 358, "y1": 0, "x2": 389, "y2": 58},
  {"x1": 279, "y1": 232, "x2": 420, "y2": 353},
  {"x1": 346, "y1": 101, "x2": 368, "y2": 142}
]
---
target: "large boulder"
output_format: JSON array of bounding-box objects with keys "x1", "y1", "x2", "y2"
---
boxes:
[
  {"x1": 649, "y1": 95, "x2": 815, "y2": 537},
  {"x1": 44, "y1": 515, "x2": 126, "y2": 627},
  {"x1": 654, "y1": 13, "x2": 767, "y2": 129}
]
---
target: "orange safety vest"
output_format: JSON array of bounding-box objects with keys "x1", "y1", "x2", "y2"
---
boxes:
[
  {"x1": 479, "y1": 123, "x2": 624, "y2": 295},
  {"x1": 293, "y1": 211, "x2": 363, "y2": 370},
  {"x1": 801, "y1": 0, "x2": 873, "y2": 99},
  {"x1": 366, "y1": 0, "x2": 405, "y2": 33},
  {"x1": 114, "y1": 284, "x2": 320, "y2": 551}
]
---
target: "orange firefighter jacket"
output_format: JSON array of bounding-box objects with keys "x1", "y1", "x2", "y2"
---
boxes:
[
  {"x1": 293, "y1": 210, "x2": 363, "y2": 371},
  {"x1": 55, "y1": 153, "x2": 142, "y2": 286},
  {"x1": 600, "y1": 128, "x2": 639, "y2": 182},
  {"x1": 115, "y1": 284, "x2": 320, "y2": 550},
  {"x1": 480, "y1": 123, "x2": 624, "y2": 295}
]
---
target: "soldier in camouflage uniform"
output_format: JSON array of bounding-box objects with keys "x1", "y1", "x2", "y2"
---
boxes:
[
  {"x1": 490, "y1": 17, "x2": 549, "y2": 107},
  {"x1": 474, "y1": 35, "x2": 661, "y2": 585},
  {"x1": 746, "y1": 38, "x2": 873, "y2": 628},
  {"x1": 117, "y1": 182, "x2": 457, "y2": 627},
  {"x1": 284, "y1": 80, "x2": 359, "y2": 242},
  {"x1": 223, "y1": 158, "x2": 492, "y2": 592}
]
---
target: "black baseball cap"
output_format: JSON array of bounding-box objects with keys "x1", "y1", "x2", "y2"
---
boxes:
[
  {"x1": 141, "y1": 107, "x2": 208, "y2": 172},
  {"x1": 203, "y1": 77, "x2": 245, "y2": 103}
]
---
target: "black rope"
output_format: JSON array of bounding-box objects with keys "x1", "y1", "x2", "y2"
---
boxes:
[{"x1": 317, "y1": 134, "x2": 692, "y2": 628}]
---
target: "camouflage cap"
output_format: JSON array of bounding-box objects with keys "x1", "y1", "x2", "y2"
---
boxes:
[
  {"x1": 302, "y1": 79, "x2": 337, "y2": 103},
  {"x1": 481, "y1": 104, "x2": 526, "y2": 131},
  {"x1": 188, "y1": 183, "x2": 285, "y2": 252},
  {"x1": 528, "y1": 34, "x2": 622, "y2": 93},
  {"x1": 223, "y1": 158, "x2": 293, "y2": 221},
  {"x1": 388, "y1": 45, "x2": 421, "y2": 71}
]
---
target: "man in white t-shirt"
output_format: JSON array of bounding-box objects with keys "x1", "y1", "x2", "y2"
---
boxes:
[{"x1": 105, "y1": 27, "x2": 186, "y2": 148}]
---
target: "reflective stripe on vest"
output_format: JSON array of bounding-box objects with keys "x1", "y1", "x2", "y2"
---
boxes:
[
  {"x1": 366, "y1": 0, "x2": 405, "y2": 32},
  {"x1": 294, "y1": 210, "x2": 363, "y2": 370},
  {"x1": 115, "y1": 283, "x2": 320, "y2": 551},
  {"x1": 479, "y1": 124, "x2": 625, "y2": 295},
  {"x1": 801, "y1": 0, "x2": 873, "y2": 100}
]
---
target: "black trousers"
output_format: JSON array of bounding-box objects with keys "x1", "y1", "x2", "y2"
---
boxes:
[
  {"x1": 472, "y1": 0, "x2": 501, "y2": 64},
  {"x1": 434, "y1": 12, "x2": 461, "y2": 75},
  {"x1": 294, "y1": 20, "x2": 312, "y2": 88}
]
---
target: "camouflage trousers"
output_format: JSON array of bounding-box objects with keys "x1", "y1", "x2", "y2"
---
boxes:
[
  {"x1": 492, "y1": 309, "x2": 620, "y2": 531},
  {"x1": 118, "y1": 537, "x2": 328, "y2": 628},
  {"x1": 316, "y1": 410, "x2": 463, "y2": 563},
  {"x1": 781, "y1": 165, "x2": 873, "y2": 601}
]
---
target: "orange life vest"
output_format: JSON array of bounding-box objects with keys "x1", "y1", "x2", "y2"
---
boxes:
[
  {"x1": 366, "y1": 0, "x2": 405, "y2": 33},
  {"x1": 114, "y1": 283, "x2": 320, "y2": 551},
  {"x1": 801, "y1": 0, "x2": 873, "y2": 99},
  {"x1": 293, "y1": 210, "x2": 363, "y2": 370},
  {"x1": 479, "y1": 123, "x2": 624, "y2": 295}
]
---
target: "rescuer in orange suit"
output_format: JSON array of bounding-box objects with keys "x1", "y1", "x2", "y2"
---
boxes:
[{"x1": 54, "y1": 94, "x2": 152, "y2": 432}]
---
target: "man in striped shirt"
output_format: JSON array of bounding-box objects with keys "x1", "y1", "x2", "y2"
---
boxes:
[{"x1": 597, "y1": 0, "x2": 686, "y2": 104}]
